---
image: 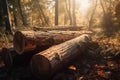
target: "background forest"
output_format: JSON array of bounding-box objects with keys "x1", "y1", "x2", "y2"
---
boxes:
[{"x1": 0, "y1": 0, "x2": 120, "y2": 37}]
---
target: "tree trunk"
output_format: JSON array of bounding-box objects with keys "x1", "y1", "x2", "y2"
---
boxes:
[
  {"x1": 0, "y1": 0, "x2": 2, "y2": 26},
  {"x1": 35, "y1": 0, "x2": 49, "y2": 26},
  {"x1": 89, "y1": 0, "x2": 97, "y2": 29},
  {"x1": 55, "y1": 0, "x2": 59, "y2": 25},
  {"x1": 13, "y1": 11, "x2": 17, "y2": 27},
  {"x1": 65, "y1": 0, "x2": 72, "y2": 25},
  {"x1": 68, "y1": 0, "x2": 72, "y2": 25},
  {"x1": 64, "y1": 13, "x2": 67, "y2": 25},
  {"x1": 39, "y1": 3, "x2": 49, "y2": 26},
  {"x1": 18, "y1": 0, "x2": 28, "y2": 26},
  {"x1": 65, "y1": 0, "x2": 69, "y2": 25},
  {"x1": 30, "y1": 34, "x2": 91, "y2": 78},
  {"x1": 72, "y1": 0, "x2": 76, "y2": 26},
  {"x1": 13, "y1": 30, "x2": 91, "y2": 54},
  {"x1": 2, "y1": 0, "x2": 12, "y2": 34},
  {"x1": 34, "y1": 0, "x2": 45, "y2": 25},
  {"x1": 1, "y1": 48, "x2": 14, "y2": 67},
  {"x1": 33, "y1": 26, "x2": 83, "y2": 31},
  {"x1": 100, "y1": 0, "x2": 106, "y2": 15}
]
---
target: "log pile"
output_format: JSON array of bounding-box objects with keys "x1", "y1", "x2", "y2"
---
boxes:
[
  {"x1": 30, "y1": 34, "x2": 91, "y2": 78},
  {"x1": 0, "y1": 31, "x2": 120, "y2": 80},
  {"x1": 13, "y1": 30, "x2": 92, "y2": 54},
  {"x1": 0, "y1": 29, "x2": 93, "y2": 79}
]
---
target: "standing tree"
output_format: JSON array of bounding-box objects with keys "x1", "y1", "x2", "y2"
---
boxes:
[
  {"x1": 115, "y1": 1, "x2": 120, "y2": 25},
  {"x1": 2, "y1": 0, "x2": 12, "y2": 34},
  {"x1": 36, "y1": 0, "x2": 49, "y2": 26},
  {"x1": 88, "y1": 0, "x2": 98, "y2": 29},
  {"x1": 100, "y1": 0, "x2": 115, "y2": 36},
  {"x1": 72, "y1": 0, "x2": 76, "y2": 26},
  {"x1": 55, "y1": 0, "x2": 58, "y2": 25},
  {"x1": 18, "y1": 0, "x2": 28, "y2": 26},
  {"x1": 68, "y1": 0, "x2": 72, "y2": 25},
  {"x1": 0, "y1": 0, "x2": 2, "y2": 26}
]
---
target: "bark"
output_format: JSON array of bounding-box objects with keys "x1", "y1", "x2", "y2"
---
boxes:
[
  {"x1": 2, "y1": 0, "x2": 12, "y2": 34},
  {"x1": 18, "y1": 0, "x2": 28, "y2": 26},
  {"x1": 65, "y1": 0, "x2": 72, "y2": 25},
  {"x1": 1, "y1": 48, "x2": 14, "y2": 67},
  {"x1": 55, "y1": 0, "x2": 59, "y2": 25},
  {"x1": 13, "y1": 30, "x2": 92, "y2": 54},
  {"x1": 72, "y1": 0, "x2": 76, "y2": 26},
  {"x1": 0, "y1": 1, "x2": 2, "y2": 26},
  {"x1": 100, "y1": 0, "x2": 106, "y2": 15},
  {"x1": 34, "y1": 0, "x2": 45, "y2": 25},
  {"x1": 64, "y1": 13, "x2": 67, "y2": 25},
  {"x1": 65, "y1": 0, "x2": 69, "y2": 25},
  {"x1": 33, "y1": 26, "x2": 83, "y2": 31},
  {"x1": 39, "y1": 5, "x2": 49, "y2": 26},
  {"x1": 89, "y1": 0, "x2": 97, "y2": 29},
  {"x1": 36, "y1": 0, "x2": 49, "y2": 26},
  {"x1": 68, "y1": 0, "x2": 72, "y2": 25},
  {"x1": 13, "y1": 11, "x2": 17, "y2": 27},
  {"x1": 30, "y1": 34, "x2": 91, "y2": 78}
]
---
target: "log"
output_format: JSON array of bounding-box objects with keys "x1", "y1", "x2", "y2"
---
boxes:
[
  {"x1": 0, "y1": 48, "x2": 6, "y2": 68},
  {"x1": 1, "y1": 48, "x2": 13, "y2": 67},
  {"x1": 30, "y1": 34, "x2": 91, "y2": 78},
  {"x1": 0, "y1": 48, "x2": 2, "y2": 55},
  {"x1": 33, "y1": 26, "x2": 83, "y2": 31},
  {"x1": 1, "y1": 47, "x2": 48, "y2": 67},
  {"x1": 13, "y1": 30, "x2": 92, "y2": 54}
]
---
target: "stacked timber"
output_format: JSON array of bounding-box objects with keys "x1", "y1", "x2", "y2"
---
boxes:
[
  {"x1": 13, "y1": 30, "x2": 92, "y2": 54},
  {"x1": 30, "y1": 34, "x2": 91, "y2": 78}
]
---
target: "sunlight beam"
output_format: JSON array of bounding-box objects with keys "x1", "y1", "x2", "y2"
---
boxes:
[{"x1": 77, "y1": 0, "x2": 90, "y2": 16}]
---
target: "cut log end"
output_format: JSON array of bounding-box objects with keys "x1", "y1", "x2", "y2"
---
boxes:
[
  {"x1": 30, "y1": 55, "x2": 51, "y2": 77},
  {"x1": 13, "y1": 31, "x2": 25, "y2": 54}
]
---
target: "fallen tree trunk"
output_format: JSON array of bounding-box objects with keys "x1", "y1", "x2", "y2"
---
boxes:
[
  {"x1": 1, "y1": 48, "x2": 14, "y2": 67},
  {"x1": 1, "y1": 47, "x2": 44, "y2": 67},
  {"x1": 13, "y1": 30, "x2": 92, "y2": 54},
  {"x1": 33, "y1": 26, "x2": 83, "y2": 31},
  {"x1": 30, "y1": 34, "x2": 91, "y2": 78}
]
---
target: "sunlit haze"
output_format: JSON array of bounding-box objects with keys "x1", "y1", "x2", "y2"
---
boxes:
[{"x1": 77, "y1": 0, "x2": 90, "y2": 16}]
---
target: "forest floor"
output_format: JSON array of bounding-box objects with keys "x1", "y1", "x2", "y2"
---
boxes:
[{"x1": 0, "y1": 27, "x2": 119, "y2": 80}]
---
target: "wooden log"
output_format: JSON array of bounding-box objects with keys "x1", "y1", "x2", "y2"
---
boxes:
[
  {"x1": 1, "y1": 47, "x2": 49, "y2": 67},
  {"x1": 30, "y1": 34, "x2": 91, "y2": 78},
  {"x1": 0, "y1": 48, "x2": 2, "y2": 55},
  {"x1": 13, "y1": 30, "x2": 92, "y2": 54},
  {"x1": 0, "y1": 48, "x2": 6, "y2": 68},
  {"x1": 33, "y1": 26, "x2": 83, "y2": 31},
  {"x1": 1, "y1": 48, "x2": 13, "y2": 67}
]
